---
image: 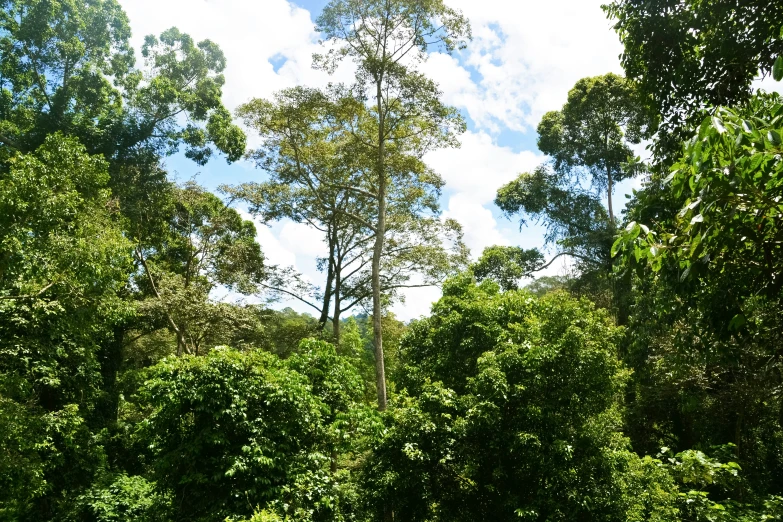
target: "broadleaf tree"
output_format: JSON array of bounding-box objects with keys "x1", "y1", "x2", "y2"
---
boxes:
[
  {"x1": 314, "y1": 0, "x2": 471, "y2": 409},
  {"x1": 131, "y1": 181, "x2": 266, "y2": 357},
  {"x1": 231, "y1": 81, "x2": 467, "y2": 361},
  {"x1": 603, "y1": 0, "x2": 783, "y2": 160},
  {"x1": 536, "y1": 73, "x2": 651, "y2": 225},
  {"x1": 0, "y1": 2, "x2": 245, "y2": 163}
]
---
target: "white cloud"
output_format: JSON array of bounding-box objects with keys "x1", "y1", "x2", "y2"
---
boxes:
[
  {"x1": 426, "y1": 131, "x2": 543, "y2": 259},
  {"x1": 391, "y1": 283, "x2": 442, "y2": 321},
  {"x1": 427, "y1": 131, "x2": 542, "y2": 206},
  {"x1": 238, "y1": 210, "x2": 296, "y2": 268},
  {"x1": 279, "y1": 222, "x2": 327, "y2": 259},
  {"x1": 754, "y1": 75, "x2": 783, "y2": 96},
  {"x1": 422, "y1": 0, "x2": 624, "y2": 132},
  {"x1": 119, "y1": 0, "x2": 355, "y2": 110},
  {"x1": 444, "y1": 194, "x2": 509, "y2": 256}
]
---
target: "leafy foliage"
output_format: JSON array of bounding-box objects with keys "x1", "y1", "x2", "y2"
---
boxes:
[
  {"x1": 604, "y1": 0, "x2": 783, "y2": 159},
  {"x1": 613, "y1": 93, "x2": 783, "y2": 502},
  {"x1": 0, "y1": 134, "x2": 131, "y2": 519},
  {"x1": 0, "y1": 1, "x2": 245, "y2": 162},
  {"x1": 364, "y1": 275, "x2": 665, "y2": 521},
  {"x1": 537, "y1": 73, "x2": 652, "y2": 223},
  {"x1": 134, "y1": 346, "x2": 369, "y2": 521},
  {"x1": 470, "y1": 246, "x2": 544, "y2": 291}
]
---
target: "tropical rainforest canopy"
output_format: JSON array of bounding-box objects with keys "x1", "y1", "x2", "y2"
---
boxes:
[{"x1": 1, "y1": 0, "x2": 783, "y2": 520}]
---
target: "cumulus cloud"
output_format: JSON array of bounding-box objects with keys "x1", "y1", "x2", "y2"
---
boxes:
[
  {"x1": 119, "y1": 0, "x2": 355, "y2": 110},
  {"x1": 390, "y1": 283, "x2": 443, "y2": 321},
  {"x1": 427, "y1": 131, "x2": 542, "y2": 206},
  {"x1": 427, "y1": 131, "x2": 542, "y2": 259},
  {"x1": 238, "y1": 210, "x2": 296, "y2": 269},
  {"x1": 423, "y1": 0, "x2": 624, "y2": 133},
  {"x1": 279, "y1": 222, "x2": 327, "y2": 259},
  {"x1": 117, "y1": 0, "x2": 632, "y2": 320},
  {"x1": 444, "y1": 194, "x2": 509, "y2": 256}
]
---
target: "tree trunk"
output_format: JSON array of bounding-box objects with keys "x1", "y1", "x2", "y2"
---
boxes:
[
  {"x1": 333, "y1": 268, "x2": 342, "y2": 344},
  {"x1": 373, "y1": 79, "x2": 388, "y2": 411},
  {"x1": 604, "y1": 133, "x2": 615, "y2": 227},
  {"x1": 136, "y1": 247, "x2": 189, "y2": 356},
  {"x1": 319, "y1": 228, "x2": 336, "y2": 330},
  {"x1": 607, "y1": 167, "x2": 614, "y2": 226}
]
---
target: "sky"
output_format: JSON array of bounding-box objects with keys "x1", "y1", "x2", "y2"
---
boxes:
[{"x1": 114, "y1": 0, "x2": 656, "y2": 320}]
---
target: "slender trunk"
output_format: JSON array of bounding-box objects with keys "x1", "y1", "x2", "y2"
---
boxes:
[
  {"x1": 604, "y1": 132, "x2": 615, "y2": 226},
  {"x1": 319, "y1": 228, "x2": 336, "y2": 330},
  {"x1": 333, "y1": 269, "x2": 342, "y2": 344},
  {"x1": 607, "y1": 166, "x2": 614, "y2": 226},
  {"x1": 136, "y1": 248, "x2": 189, "y2": 356},
  {"x1": 373, "y1": 79, "x2": 388, "y2": 411},
  {"x1": 735, "y1": 409, "x2": 744, "y2": 499},
  {"x1": 332, "y1": 308, "x2": 341, "y2": 344},
  {"x1": 95, "y1": 324, "x2": 126, "y2": 426}
]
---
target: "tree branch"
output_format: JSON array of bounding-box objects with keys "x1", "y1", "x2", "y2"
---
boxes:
[
  {"x1": 524, "y1": 251, "x2": 602, "y2": 277},
  {"x1": 0, "y1": 282, "x2": 54, "y2": 300},
  {"x1": 261, "y1": 283, "x2": 326, "y2": 316},
  {"x1": 0, "y1": 131, "x2": 21, "y2": 150}
]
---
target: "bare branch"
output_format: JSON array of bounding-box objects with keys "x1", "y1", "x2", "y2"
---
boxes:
[
  {"x1": 0, "y1": 282, "x2": 54, "y2": 300},
  {"x1": 0, "y1": 131, "x2": 21, "y2": 150},
  {"x1": 523, "y1": 251, "x2": 603, "y2": 277}
]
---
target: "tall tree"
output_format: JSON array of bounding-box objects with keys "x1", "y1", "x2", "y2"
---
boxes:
[
  {"x1": 0, "y1": 2, "x2": 245, "y2": 163},
  {"x1": 496, "y1": 74, "x2": 651, "y2": 316},
  {"x1": 230, "y1": 85, "x2": 467, "y2": 347},
  {"x1": 536, "y1": 73, "x2": 651, "y2": 225},
  {"x1": 315, "y1": 0, "x2": 470, "y2": 409},
  {"x1": 132, "y1": 182, "x2": 265, "y2": 357}
]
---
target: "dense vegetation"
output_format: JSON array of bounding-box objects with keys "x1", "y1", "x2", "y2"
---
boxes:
[{"x1": 1, "y1": 0, "x2": 782, "y2": 520}]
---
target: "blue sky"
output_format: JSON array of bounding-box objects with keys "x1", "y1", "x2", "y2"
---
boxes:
[{"x1": 118, "y1": 0, "x2": 644, "y2": 320}]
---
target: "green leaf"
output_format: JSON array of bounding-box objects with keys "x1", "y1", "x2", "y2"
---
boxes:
[
  {"x1": 689, "y1": 232, "x2": 703, "y2": 258},
  {"x1": 768, "y1": 129, "x2": 781, "y2": 145},
  {"x1": 712, "y1": 116, "x2": 726, "y2": 134},
  {"x1": 774, "y1": 56, "x2": 783, "y2": 82},
  {"x1": 611, "y1": 236, "x2": 624, "y2": 258},
  {"x1": 728, "y1": 314, "x2": 746, "y2": 332},
  {"x1": 628, "y1": 222, "x2": 642, "y2": 240}
]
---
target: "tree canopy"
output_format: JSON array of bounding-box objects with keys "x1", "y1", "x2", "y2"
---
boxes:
[{"x1": 3, "y1": 0, "x2": 783, "y2": 520}]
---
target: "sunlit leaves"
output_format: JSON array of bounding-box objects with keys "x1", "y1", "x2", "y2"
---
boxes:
[
  {"x1": 773, "y1": 56, "x2": 783, "y2": 82},
  {"x1": 614, "y1": 94, "x2": 783, "y2": 290},
  {"x1": 604, "y1": 0, "x2": 783, "y2": 160},
  {"x1": 363, "y1": 276, "x2": 669, "y2": 520}
]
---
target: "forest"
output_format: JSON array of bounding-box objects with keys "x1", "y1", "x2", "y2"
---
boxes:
[{"x1": 1, "y1": 0, "x2": 783, "y2": 520}]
